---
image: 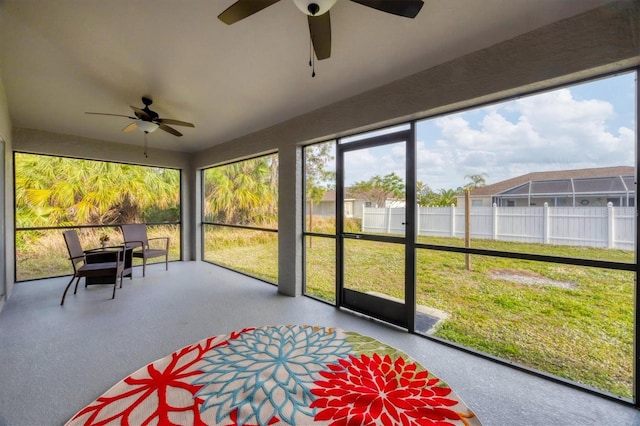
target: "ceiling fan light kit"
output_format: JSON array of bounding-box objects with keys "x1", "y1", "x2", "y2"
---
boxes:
[{"x1": 135, "y1": 120, "x2": 159, "y2": 134}]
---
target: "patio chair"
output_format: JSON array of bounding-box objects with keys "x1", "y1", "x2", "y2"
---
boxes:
[
  {"x1": 120, "y1": 224, "x2": 169, "y2": 277},
  {"x1": 61, "y1": 230, "x2": 124, "y2": 305}
]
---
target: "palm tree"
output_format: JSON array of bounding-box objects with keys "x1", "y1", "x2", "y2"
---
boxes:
[
  {"x1": 432, "y1": 188, "x2": 458, "y2": 207},
  {"x1": 464, "y1": 173, "x2": 488, "y2": 189},
  {"x1": 203, "y1": 155, "x2": 278, "y2": 226},
  {"x1": 15, "y1": 153, "x2": 179, "y2": 227},
  {"x1": 416, "y1": 181, "x2": 433, "y2": 207}
]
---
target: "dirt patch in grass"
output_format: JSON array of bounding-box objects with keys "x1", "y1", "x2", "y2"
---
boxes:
[{"x1": 489, "y1": 268, "x2": 577, "y2": 289}]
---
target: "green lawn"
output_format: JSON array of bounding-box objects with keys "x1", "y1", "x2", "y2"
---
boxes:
[
  {"x1": 209, "y1": 228, "x2": 634, "y2": 398},
  {"x1": 18, "y1": 224, "x2": 635, "y2": 398}
]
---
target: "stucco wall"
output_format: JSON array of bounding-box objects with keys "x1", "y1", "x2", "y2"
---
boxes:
[
  {"x1": 0, "y1": 74, "x2": 13, "y2": 307},
  {"x1": 13, "y1": 128, "x2": 190, "y2": 169}
]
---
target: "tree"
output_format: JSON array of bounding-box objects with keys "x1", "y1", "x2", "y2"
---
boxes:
[
  {"x1": 15, "y1": 154, "x2": 179, "y2": 227},
  {"x1": 349, "y1": 172, "x2": 405, "y2": 208},
  {"x1": 464, "y1": 173, "x2": 488, "y2": 189},
  {"x1": 430, "y1": 188, "x2": 458, "y2": 207},
  {"x1": 305, "y1": 143, "x2": 336, "y2": 233},
  {"x1": 305, "y1": 143, "x2": 335, "y2": 205},
  {"x1": 203, "y1": 155, "x2": 278, "y2": 226},
  {"x1": 416, "y1": 181, "x2": 434, "y2": 207}
]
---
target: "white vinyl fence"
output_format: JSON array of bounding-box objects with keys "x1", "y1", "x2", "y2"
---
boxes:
[{"x1": 362, "y1": 203, "x2": 635, "y2": 250}]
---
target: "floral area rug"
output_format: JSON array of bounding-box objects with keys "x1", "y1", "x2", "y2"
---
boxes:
[{"x1": 66, "y1": 325, "x2": 481, "y2": 425}]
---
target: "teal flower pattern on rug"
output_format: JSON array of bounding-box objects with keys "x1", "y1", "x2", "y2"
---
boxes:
[{"x1": 194, "y1": 325, "x2": 352, "y2": 425}]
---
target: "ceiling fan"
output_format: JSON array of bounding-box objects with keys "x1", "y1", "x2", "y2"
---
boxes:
[
  {"x1": 85, "y1": 96, "x2": 195, "y2": 137},
  {"x1": 218, "y1": 0, "x2": 424, "y2": 63}
]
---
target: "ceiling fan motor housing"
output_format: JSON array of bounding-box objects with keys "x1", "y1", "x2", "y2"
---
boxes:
[{"x1": 136, "y1": 97, "x2": 159, "y2": 121}]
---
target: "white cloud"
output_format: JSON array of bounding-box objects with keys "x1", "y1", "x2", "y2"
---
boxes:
[
  {"x1": 416, "y1": 83, "x2": 635, "y2": 189},
  {"x1": 333, "y1": 76, "x2": 634, "y2": 191},
  {"x1": 343, "y1": 143, "x2": 406, "y2": 185}
]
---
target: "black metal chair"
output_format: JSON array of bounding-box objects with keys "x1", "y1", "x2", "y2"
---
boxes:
[
  {"x1": 61, "y1": 230, "x2": 124, "y2": 305},
  {"x1": 120, "y1": 224, "x2": 169, "y2": 277}
]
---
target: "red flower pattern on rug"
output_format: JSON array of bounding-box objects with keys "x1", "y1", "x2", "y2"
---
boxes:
[
  {"x1": 70, "y1": 328, "x2": 254, "y2": 426},
  {"x1": 311, "y1": 353, "x2": 474, "y2": 426}
]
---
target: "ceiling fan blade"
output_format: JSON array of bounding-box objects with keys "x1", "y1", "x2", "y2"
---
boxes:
[
  {"x1": 157, "y1": 118, "x2": 195, "y2": 127},
  {"x1": 85, "y1": 112, "x2": 136, "y2": 119},
  {"x1": 158, "y1": 123, "x2": 183, "y2": 137},
  {"x1": 130, "y1": 105, "x2": 151, "y2": 120},
  {"x1": 308, "y1": 12, "x2": 331, "y2": 60},
  {"x1": 349, "y1": 0, "x2": 424, "y2": 18},
  {"x1": 218, "y1": 0, "x2": 281, "y2": 25},
  {"x1": 122, "y1": 122, "x2": 138, "y2": 133}
]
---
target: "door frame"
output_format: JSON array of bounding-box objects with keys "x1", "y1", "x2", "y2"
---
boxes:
[{"x1": 336, "y1": 125, "x2": 416, "y2": 330}]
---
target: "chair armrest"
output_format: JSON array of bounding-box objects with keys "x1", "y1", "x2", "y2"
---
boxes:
[
  {"x1": 123, "y1": 240, "x2": 145, "y2": 250},
  {"x1": 148, "y1": 236, "x2": 170, "y2": 249}
]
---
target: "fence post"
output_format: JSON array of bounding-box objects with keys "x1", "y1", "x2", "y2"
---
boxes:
[
  {"x1": 607, "y1": 202, "x2": 614, "y2": 249},
  {"x1": 450, "y1": 204, "x2": 456, "y2": 237},
  {"x1": 385, "y1": 207, "x2": 391, "y2": 233},
  {"x1": 416, "y1": 205, "x2": 421, "y2": 237},
  {"x1": 361, "y1": 207, "x2": 367, "y2": 232},
  {"x1": 492, "y1": 203, "x2": 498, "y2": 240},
  {"x1": 465, "y1": 191, "x2": 471, "y2": 270},
  {"x1": 543, "y1": 203, "x2": 550, "y2": 244}
]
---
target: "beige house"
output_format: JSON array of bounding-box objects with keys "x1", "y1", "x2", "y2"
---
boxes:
[
  {"x1": 306, "y1": 189, "x2": 367, "y2": 218},
  {"x1": 458, "y1": 166, "x2": 635, "y2": 208}
]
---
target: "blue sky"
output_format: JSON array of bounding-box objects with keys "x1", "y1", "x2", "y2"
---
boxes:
[{"x1": 342, "y1": 71, "x2": 636, "y2": 190}]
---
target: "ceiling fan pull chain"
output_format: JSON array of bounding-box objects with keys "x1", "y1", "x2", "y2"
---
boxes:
[
  {"x1": 309, "y1": 36, "x2": 316, "y2": 77},
  {"x1": 143, "y1": 132, "x2": 148, "y2": 158}
]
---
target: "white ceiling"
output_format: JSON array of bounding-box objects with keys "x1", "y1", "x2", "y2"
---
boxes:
[{"x1": 0, "y1": 0, "x2": 610, "y2": 153}]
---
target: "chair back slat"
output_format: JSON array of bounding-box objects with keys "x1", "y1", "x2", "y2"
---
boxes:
[
  {"x1": 63, "y1": 230, "x2": 85, "y2": 269},
  {"x1": 63, "y1": 230, "x2": 84, "y2": 258},
  {"x1": 121, "y1": 224, "x2": 149, "y2": 247}
]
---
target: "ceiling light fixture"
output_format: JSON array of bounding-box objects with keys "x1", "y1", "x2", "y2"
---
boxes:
[
  {"x1": 293, "y1": 0, "x2": 336, "y2": 16},
  {"x1": 136, "y1": 120, "x2": 159, "y2": 134},
  {"x1": 135, "y1": 120, "x2": 159, "y2": 158}
]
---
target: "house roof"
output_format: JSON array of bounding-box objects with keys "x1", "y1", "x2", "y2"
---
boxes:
[
  {"x1": 470, "y1": 166, "x2": 636, "y2": 197},
  {"x1": 322, "y1": 190, "x2": 337, "y2": 202},
  {"x1": 319, "y1": 189, "x2": 357, "y2": 202}
]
